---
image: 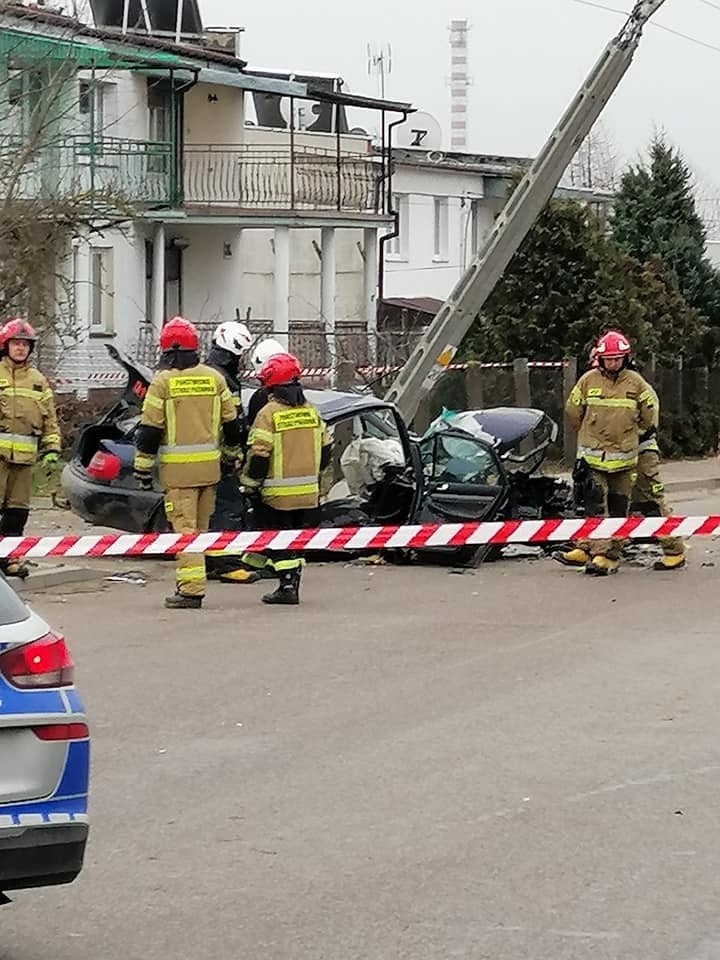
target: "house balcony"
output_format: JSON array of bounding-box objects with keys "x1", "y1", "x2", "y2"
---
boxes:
[
  {"x1": 181, "y1": 143, "x2": 386, "y2": 217},
  {"x1": 0, "y1": 135, "x2": 175, "y2": 208}
]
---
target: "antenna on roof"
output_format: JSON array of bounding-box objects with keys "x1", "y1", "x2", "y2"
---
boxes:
[{"x1": 367, "y1": 42, "x2": 392, "y2": 100}]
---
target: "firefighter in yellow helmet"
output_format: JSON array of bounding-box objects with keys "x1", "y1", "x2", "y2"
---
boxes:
[
  {"x1": 239, "y1": 352, "x2": 332, "y2": 605},
  {"x1": 133, "y1": 317, "x2": 242, "y2": 609},
  {"x1": 0, "y1": 319, "x2": 60, "y2": 579},
  {"x1": 555, "y1": 330, "x2": 655, "y2": 576},
  {"x1": 630, "y1": 381, "x2": 686, "y2": 570}
]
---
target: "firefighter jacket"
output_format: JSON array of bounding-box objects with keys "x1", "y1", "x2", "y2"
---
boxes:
[
  {"x1": 566, "y1": 367, "x2": 655, "y2": 472},
  {"x1": 134, "y1": 363, "x2": 241, "y2": 489},
  {"x1": 0, "y1": 357, "x2": 60, "y2": 465},
  {"x1": 241, "y1": 397, "x2": 331, "y2": 510},
  {"x1": 638, "y1": 383, "x2": 660, "y2": 454}
]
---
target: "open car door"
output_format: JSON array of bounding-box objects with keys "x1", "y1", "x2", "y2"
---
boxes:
[{"x1": 417, "y1": 429, "x2": 509, "y2": 524}]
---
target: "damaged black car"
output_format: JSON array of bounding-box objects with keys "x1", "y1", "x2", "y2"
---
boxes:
[{"x1": 61, "y1": 346, "x2": 572, "y2": 565}]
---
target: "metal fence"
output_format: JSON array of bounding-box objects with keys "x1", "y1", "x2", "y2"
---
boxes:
[
  {"x1": 0, "y1": 135, "x2": 175, "y2": 205},
  {"x1": 183, "y1": 145, "x2": 383, "y2": 212}
]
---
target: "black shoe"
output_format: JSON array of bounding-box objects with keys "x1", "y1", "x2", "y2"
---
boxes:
[
  {"x1": 262, "y1": 585, "x2": 299, "y2": 605},
  {"x1": 164, "y1": 592, "x2": 203, "y2": 609}
]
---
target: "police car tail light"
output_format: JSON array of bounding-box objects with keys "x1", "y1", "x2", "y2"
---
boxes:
[{"x1": 0, "y1": 632, "x2": 75, "y2": 688}]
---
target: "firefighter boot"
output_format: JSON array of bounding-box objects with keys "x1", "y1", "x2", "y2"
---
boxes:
[
  {"x1": 553, "y1": 547, "x2": 590, "y2": 568},
  {"x1": 164, "y1": 592, "x2": 203, "y2": 610},
  {"x1": 262, "y1": 570, "x2": 300, "y2": 606},
  {"x1": 653, "y1": 554, "x2": 686, "y2": 571},
  {"x1": 585, "y1": 555, "x2": 619, "y2": 576}
]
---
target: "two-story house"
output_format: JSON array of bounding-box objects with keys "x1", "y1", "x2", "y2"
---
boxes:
[{"x1": 0, "y1": 4, "x2": 411, "y2": 391}]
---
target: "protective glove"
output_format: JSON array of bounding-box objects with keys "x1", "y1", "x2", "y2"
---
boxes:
[
  {"x1": 133, "y1": 468, "x2": 154, "y2": 491},
  {"x1": 42, "y1": 452, "x2": 59, "y2": 466}
]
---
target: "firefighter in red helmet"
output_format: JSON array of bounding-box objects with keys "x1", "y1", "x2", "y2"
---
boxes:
[
  {"x1": 0, "y1": 319, "x2": 60, "y2": 578},
  {"x1": 238, "y1": 352, "x2": 332, "y2": 605},
  {"x1": 555, "y1": 330, "x2": 655, "y2": 576},
  {"x1": 133, "y1": 316, "x2": 243, "y2": 609}
]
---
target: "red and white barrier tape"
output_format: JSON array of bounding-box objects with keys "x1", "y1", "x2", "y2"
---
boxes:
[{"x1": 1, "y1": 516, "x2": 716, "y2": 559}]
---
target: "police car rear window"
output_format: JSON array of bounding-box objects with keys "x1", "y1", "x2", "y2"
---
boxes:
[{"x1": 0, "y1": 579, "x2": 30, "y2": 625}]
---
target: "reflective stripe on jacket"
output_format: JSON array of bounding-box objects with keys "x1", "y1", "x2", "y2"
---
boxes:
[
  {"x1": 135, "y1": 364, "x2": 237, "y2": 488},
  {"x1": 0, "y1": 357, "x2": 60, "y2": 465},
  {"x1": 247, "y1": 398, "x2": 331, "y2": 510},
  {"x1": 566, "y1": 368, "x2": 655, "y2": 473}
]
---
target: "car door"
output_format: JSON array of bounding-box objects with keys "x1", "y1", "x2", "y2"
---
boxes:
[{"x1": 416, "y1": 429, "x2": 509, "y2": 523}]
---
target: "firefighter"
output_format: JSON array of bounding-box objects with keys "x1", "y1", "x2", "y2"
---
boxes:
[
  {"x1": 216, "y1": 336, "x2": 290, "y2": 585},
  {"x1": 206, "y1": 320, "x2": 253, "y2": 406},
  {"x1": 133, "y1": 316, "x2": 242, "y2": 609},
  {"x1": 554, "y1": 330, "x2": 655, "y2": 576},
  {"x1": 0, "y1": 319, "x2": 60, "y2": 579},
  {"x1": 631, "y1": 381, "x2": 686, "y2": 570},
  {"x1": 204, "y1": 320, "x2": 253, "y2": 582},
  {"x1": 238, "y1": 352, "x2": 331, "y2": 605},
  {"x1": 247, "y1": 337, "x2": 286, "y2": 425},
  {"x1": 587, "y1": 345, "x2": 685, "y2": 570}
]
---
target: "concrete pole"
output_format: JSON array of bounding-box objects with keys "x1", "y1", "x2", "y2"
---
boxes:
[
  {"x1": 363, "y1": 227, "x2": 378, "y2": 365},
  {"x1": 321, "y1": 227, "x2": 337, "y2": 385},
  {"x1": 272, "y1": 226, "x2": 290, "y2": 349},
  {"x1": 152, "y1": 223, "x2": 166, "y2": 331}
]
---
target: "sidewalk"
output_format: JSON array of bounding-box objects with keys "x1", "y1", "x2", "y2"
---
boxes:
[{"x1": 555, "y1": 457, "x2": 720, "y2": 494}]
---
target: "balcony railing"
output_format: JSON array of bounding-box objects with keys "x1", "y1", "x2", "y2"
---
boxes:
[
  {"x1": 0, "y1": 135, "x2": 175, "y2": 207},
  {"x1": 182, "y1": 144, "x2": 384, "y2": 214}
]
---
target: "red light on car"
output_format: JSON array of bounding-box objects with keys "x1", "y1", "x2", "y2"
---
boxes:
[
  {"x1": 86, "y1": 451, "x2": 121, "y2": 482},
  {"x1": 33, "y1": 723, "x2": 89, "y2": 741},
  {"x1": 0, "y1": 632, "x2": 75, "y2": 689}
]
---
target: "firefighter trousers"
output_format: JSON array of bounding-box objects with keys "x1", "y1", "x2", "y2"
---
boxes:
[
  {"x1": 165, "y1": 485, "x2": 216, "y2": 597},
  {"x1": 241, "y1": 504, "x2": 318, "y2": 579},
  {"x1": 631, "y1": 451, "x2": 684, "y2": 557},
  {"x1": 0, "y1": 461, "x2": 33, "y2": 537},
  {"x1": 576, "y1": 467, "x2": 633, "y2": 560}
]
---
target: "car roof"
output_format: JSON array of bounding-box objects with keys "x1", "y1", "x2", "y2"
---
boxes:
[{"x1": 239, "y1": 386, "x2": 396, "y2": 422}]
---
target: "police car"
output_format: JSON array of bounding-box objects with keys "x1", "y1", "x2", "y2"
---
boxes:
[{"x1": 0, "y1": 579, "x2": 89, "y2": 902}]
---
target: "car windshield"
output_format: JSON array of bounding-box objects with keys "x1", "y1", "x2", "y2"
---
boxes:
[
  {"x1": 422, "y1": 433, "x2": 502, "y2": 486},
  {"x1": 0, "y1": 579, "x2": 30, "y2": 626}
]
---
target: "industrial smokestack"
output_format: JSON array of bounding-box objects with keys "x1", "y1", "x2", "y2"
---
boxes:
[{"x1": 449, "y1": 19, "x2": 470, "y2": 151}]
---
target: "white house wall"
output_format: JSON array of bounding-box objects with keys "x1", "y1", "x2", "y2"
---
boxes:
[
  {"x1": 383, "y1": 160, "x2": 504, "y2": 301},
  {"x1": 180, "y1": 226, "x2": 365, "y2": 326},
  {"x1": 184, "y1": 83, "x2": 245, "y2": 145}
]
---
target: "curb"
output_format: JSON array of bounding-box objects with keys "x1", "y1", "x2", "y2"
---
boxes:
[{"x1": 15, "y1": 564, "x2": 116, "y2": 592}]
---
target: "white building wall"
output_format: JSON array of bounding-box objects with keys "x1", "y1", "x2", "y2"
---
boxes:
[
  {"x1": 383, "y1": 160, "x2": 504, "y2": 302},
  {"x1": 184, "y1": 82, "x2": 245, "y2": 144}
]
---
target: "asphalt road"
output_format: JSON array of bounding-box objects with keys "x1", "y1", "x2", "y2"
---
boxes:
[{"x1": 3, "y1": 493, "x2": 720, "y2": 960}]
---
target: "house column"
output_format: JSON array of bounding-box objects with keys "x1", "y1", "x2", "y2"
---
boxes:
[
  {"x1": 363, "y1": 227, "x2": 379, "y2": 364},
  {"x1": 320, "y1": 227, "x2": 337, "y2": 385},
  {"x1": 272, "y1": 226, "x2": 290, "y2": 349},
  {"x1": 151, "y1": 223, "x2": 166, "y2": 331}
]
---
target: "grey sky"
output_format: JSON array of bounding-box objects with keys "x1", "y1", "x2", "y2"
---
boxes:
[{"x1": 198, "y1": 0, "x2": 720, "y2": 194}]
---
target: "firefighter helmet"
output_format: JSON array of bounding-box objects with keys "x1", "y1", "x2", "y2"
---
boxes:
[
  {"x1": 257, "y1": 352, "x2": 303, "y2": 388},
  {"x1": 251, "y1": 337, "x2": 285, "y2": 374},
  {"x1": 159, "y1": 316, "x2": 199, "y2": 352},
  {"x1": 595, "y1": 330, "x2": 632, "y2": 359},
  {"x1": 0, "y1": 319, "x2": 37, "y2": 355},
  {"x1": 213, "y1": 320, "x2": 253, "y2": 356}
]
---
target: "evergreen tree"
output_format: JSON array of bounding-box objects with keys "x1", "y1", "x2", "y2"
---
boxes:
[{"x1": 612, "y1": 136, "x2": 720, "y2": 328}]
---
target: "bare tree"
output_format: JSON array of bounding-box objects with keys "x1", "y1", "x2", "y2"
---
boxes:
[{"x1": 566, "y1": 123, "x2": 619, "y2": 193}]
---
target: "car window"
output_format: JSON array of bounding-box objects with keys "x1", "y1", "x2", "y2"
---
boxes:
[
  {"x1": 0, "y1": 578, "x2": 30, "y2": 625},
  {"x1": 429, "y1": 435, "x2": 501, "y2": 486}
]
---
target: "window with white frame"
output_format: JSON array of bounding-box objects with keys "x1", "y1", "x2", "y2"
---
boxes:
[
  {"x1": 8, "y1": 68, "x2": 46, "y2": 141},
  {"x1": 433, "y1": 197, "x2": 449, "y2": 261},
  {"x1": 89, "y1": 247, "x2": 115, "y2": 335},
  {"x1": 387, "y1": 194, "x2": 409, "y2": 259}
]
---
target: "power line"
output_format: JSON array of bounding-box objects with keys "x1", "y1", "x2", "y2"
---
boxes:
[
  {"x1": 698, "y1": 0, "x2": 720, "y2": 13},
  {"x1": 572, "y1": 0, "x2": 720, "y2": 55}
]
